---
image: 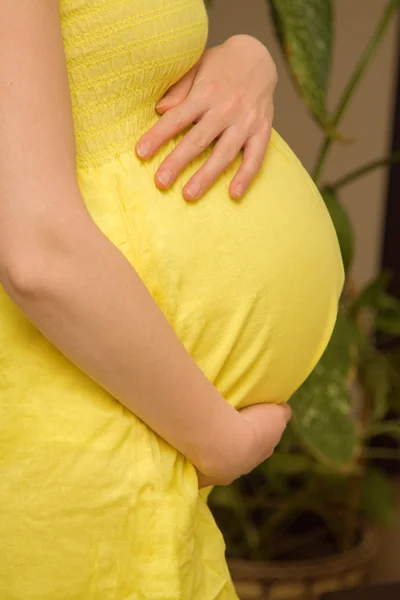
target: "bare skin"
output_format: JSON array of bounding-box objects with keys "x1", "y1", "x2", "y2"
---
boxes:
[
  {"x1": 0, "y1": 0, "x2": 289, "y2": 489},
  {"x1": 136, "y1": 34, "x2": 277, "y2": 201}
]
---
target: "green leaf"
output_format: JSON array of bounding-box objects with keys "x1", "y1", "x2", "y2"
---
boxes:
[
  {"x1": 350, "y1": 279, "x2": 400, "y2": 334},
  {"x1": 262, "y1": 452, "x2": 312, "y2": 475},
  {"x1": 362, "y1": 468, "x2": 396, "y2": 526},
  {"x1": 375, "y1": 293, "x2": 400, "y2": 335},
  {"x1": 362, "y1": 353, "x2": 389, "y2": 422},
  {"x1": 376, "y1": 315, "x2": 400, "y2": 335},
  {"x1": 317, "y1": 310, "x2": 358, "y2": 376},
  {"x1": 350, "y1": 272, "x2": 392, "y2": 316},
  {"x1": 269, "y1": 0, "x2": 333, "y2": 129},
  {"x1": 209, "y1": 484, "x2": 242, "y2": 512},
  {"x1": 290, "y1": 312, "x2": 359, "y2": 470},
  {"x1": 322, "y1": 187, "x2": 354, "y2": 273}
]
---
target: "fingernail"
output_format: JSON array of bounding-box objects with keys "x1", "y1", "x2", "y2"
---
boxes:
[
  {"x1": 186, "y1": 181, "x2": 201, "y2": 200},
  {"x1": 234, "y1": 184, "x2": 244, "y2": 198},
  {"x1": 157, "y1": 169, "x2": 173, "y2": 187},
  {"x1": 136, "y1": 141, "x2": 151, "y2": 158}
]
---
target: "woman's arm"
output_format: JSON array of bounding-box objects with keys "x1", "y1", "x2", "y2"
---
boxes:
[{"x1": 0, "y1": 1, "x2": 289, "y2": 484}]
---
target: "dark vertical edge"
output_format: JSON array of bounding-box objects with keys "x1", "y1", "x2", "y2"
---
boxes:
[
  {"x1": 376, "y1": 17, "x2": 400, "y2": 476},
  {"x1": 381, "y1": 17, "x2": 400, "y2": 299}
]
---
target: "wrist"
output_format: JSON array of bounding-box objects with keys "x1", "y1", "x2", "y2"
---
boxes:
[
  {"x1": 195, "y1": 410, "x2": 254, "y2": 484},
  {"x1": 224, "y1": 34, "x2": 278, "y2": 89},
  {"x1": 224, "y1": 34, "x2": 267, "y2": 54}
]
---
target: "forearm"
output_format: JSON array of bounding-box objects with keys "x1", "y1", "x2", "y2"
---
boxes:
[
  {"x1": 2, "y1": 200, "x2": 247, "y2": 476},
  {"x1": 1, "y1": 1, "x2": 288, "y2": 486}
]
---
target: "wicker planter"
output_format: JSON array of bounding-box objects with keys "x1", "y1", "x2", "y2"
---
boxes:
[{"x1": 228, "y1": 525, "x2": 377, "y2": 600}]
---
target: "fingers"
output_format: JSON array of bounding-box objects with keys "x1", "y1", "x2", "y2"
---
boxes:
[
  {"x1": 144, "y1": 116, "x2": 270, "y2": 201},
  {"x1": 135, "y1": 99, "x2": 200, "y2": 160},
  {"x1": 153, "y1": 113, "x2": 225, "y2": 195},
  {"x1": 240, "y1": 403, "x2": 291, "y2": 465},
  {"x1": 136, "y1": 87, "x2": 271, "y2": 201},
  {"x1": 197, "y1": 403, "x2": 291, "y2": 489},
  {"x1": 155, "y1": 64, "x2": 200, "y2": 113},
  {"x1": 181, "y1": 126, "x2": 244, "y2": 200},
  {"x1": 229, "y1": 124, "x2": 271, "y2": 199},
  {"x1": 181, "y1": 121, "x2": 270, "y2": 201}
]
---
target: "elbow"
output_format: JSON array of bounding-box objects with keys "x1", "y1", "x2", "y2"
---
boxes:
[
  {"x1": 1, "y1": 248, "x2": 50, "y2": 298},
  {"x1": 1, "y1": 232, "x2": 65, "y2": 298},
  {"x1": 1, "y1": 210, "x2": 90, "y2": 297}
]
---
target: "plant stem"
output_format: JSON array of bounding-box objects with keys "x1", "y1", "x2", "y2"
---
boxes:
[
  {"x1": 313, "y1": 0, "x2": 400, "y2": 184},
  {"x1": 331, "y1": 152, "x2": 400, "y2": 190},
  {"x1": 363, "y1": 420, "x2": 400, "y2": 439}
]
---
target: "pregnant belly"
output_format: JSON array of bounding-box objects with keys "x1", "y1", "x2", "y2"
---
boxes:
[{"x1": 78, "y1": 128, "x2": 344, "y2": 408}]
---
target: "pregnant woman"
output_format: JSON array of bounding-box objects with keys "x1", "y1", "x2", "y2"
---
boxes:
[{"x1": 0, "y1": 1, "x2": 344, "y2": 599}]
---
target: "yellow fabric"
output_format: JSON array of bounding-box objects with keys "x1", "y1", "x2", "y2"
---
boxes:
[{"x1": 0, "y1": 1, "x2": 344, "y2": 599}]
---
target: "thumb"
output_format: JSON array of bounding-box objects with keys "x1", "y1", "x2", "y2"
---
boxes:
[{"x1": 156, "y1": 64, "x2": 199, "y2": 113}]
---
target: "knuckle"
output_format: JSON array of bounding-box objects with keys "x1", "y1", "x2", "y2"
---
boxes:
[
  {"x1": 259, "y1": 115, "x2": 271, "y2": 130},
  {"x1": 168, "y1": 152, "x2": 185, "y2": 170},
  {"x1": 241, "y1": 117, "x2": 254, "y2": 133},
  {"x1": 188, "y1": 95, "x2": 203, "y2": 116},
  {"x1": 219, "y1": 98, "x2": 237, "y2": 118},
  {"x1": 199, "y1": 80, "x2": 219, "y2": 100},
  {"x1": 247, "y1": 154, "x2": 263, "y2": 172},
  {"x1": 247, "y1": 107, "x2": 259, "y2": 122},
  {"x1": 167, "y1": 109, "x2": 184, "y2": 129},
  {"x1": 190, "y1": 131, "x2": 209, "y2": 152},
  {"x1": 260, "y1": 120, "x2": 272, "y2": 139},
  {"x1": 227, "y1": 148, "x2": 238, "y2": 164},
  {"x1": 219, "y1": 143, "x2": 238, "y2": 164}
]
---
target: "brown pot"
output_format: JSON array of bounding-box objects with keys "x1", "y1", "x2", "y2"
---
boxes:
[{"x1": 228, "y1": 525, "x2": 377, "y2": 600}]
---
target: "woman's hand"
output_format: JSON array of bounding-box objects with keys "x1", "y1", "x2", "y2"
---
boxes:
[
  {"x1": 196, "y1": 402, "x2": 291, "y2": 488},
  {"x1": 135, "y1": 34, "x2": 277, "y2": 201}
]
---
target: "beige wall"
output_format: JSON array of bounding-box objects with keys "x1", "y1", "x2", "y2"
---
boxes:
[{"x1": 207, "y1": 0, "x2": 398, "y2": 288}]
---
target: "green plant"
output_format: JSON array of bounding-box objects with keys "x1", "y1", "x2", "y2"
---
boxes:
[{"x1": 208, "y1": 0, "x2": 400, "y2": 561}]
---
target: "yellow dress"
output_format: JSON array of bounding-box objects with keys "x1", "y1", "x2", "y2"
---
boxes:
[{"x1": 0, "y1": 1, "x2": 344, "y2": 599}]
